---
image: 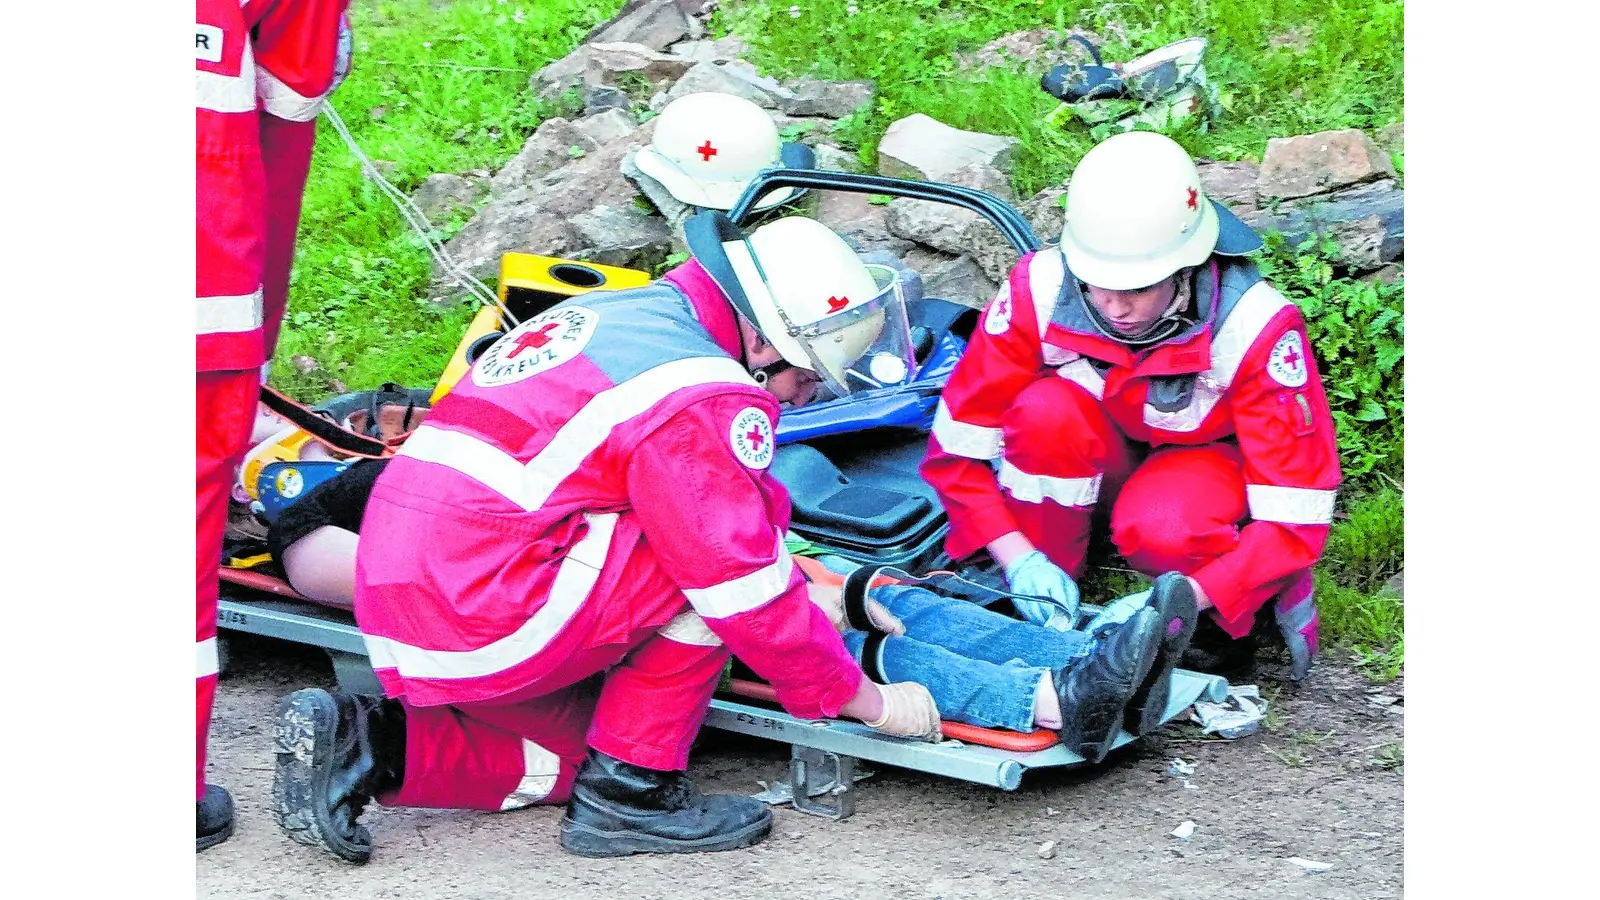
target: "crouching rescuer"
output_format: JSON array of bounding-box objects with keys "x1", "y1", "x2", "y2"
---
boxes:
[
  {"x1": 271, "y1": 214, "x2": 951, "y2": 861},
  {"x1": 922, "y1": 132, "x2": 1342, "y2": 681}
]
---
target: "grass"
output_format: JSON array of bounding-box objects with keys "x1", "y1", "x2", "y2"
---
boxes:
[{"x1": 274, "y1": 0, "x2": 1404, "y2": 671}]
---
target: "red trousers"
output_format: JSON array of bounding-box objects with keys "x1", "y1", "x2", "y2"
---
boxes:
[
  {"x1": 196, "y1": 370, "x2": 261, "y2": 800},
  {"x1": 376, "y1": 620, "x2": 728, "y2": 811},
  {"x1": 999, "y1": 378, "x2": 1308, "y2": 639}
]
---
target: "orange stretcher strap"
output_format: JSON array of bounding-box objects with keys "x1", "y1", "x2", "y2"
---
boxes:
[{"x1": 723, "y1": 679, "x2": 1060, "y2": 752}]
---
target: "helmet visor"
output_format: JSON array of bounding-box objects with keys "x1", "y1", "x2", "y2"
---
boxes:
[{"x1": 791, "y1": 263, "x2": 919, "y2": 398}]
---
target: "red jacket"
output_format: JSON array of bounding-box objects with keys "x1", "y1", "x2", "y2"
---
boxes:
[
  {"x1": 195, "y1": 0, "x2": 347, "y2": 372},
  {"x1": 354, "y1": 262, "x2": 864, "y2": 716},
  {"x1": 922, "y1": 248, "x2": 1342, "y2": 622}
]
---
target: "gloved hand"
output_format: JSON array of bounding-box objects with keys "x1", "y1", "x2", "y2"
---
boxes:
[
  {"x1": 862, "y1": 682, "x2": 942, "y2": 742},
  {"x1": 806, "y1": 583, "x2": 905, "y2": 635},
  {"x1": 1003, "y1": 551, "x2": 1080, "y2": 629}
]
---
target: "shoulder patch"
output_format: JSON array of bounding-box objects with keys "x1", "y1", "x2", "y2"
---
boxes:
[
  {"x1": 471, "y1": 306, "x2": 598, "y2": 388},
  {"x1": 1266, "y1": 331, "x2": 1309, "y2": 388},
  {"x1": 728, "y1": 407, "x2": 775, "y2": 470},
  {"x1": 984, "y1": 287, "x2": 1013, "y2": 335}
]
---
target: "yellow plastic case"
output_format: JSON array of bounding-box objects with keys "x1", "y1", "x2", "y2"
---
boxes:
[{"x1": 429, "y1": 254, "x2": 653, "y2": 403}]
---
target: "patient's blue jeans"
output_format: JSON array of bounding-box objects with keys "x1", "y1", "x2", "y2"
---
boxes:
[{"x1": 841, "y1": 584, "x2": 1092, "y2": 732}]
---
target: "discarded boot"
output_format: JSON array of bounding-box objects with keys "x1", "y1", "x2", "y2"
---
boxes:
[
  {"x1": 1124, "y1": 573, "x2": 1198, "y2": 736},
  {"x1": 272, "y1": 688, "x2": 406, "y2": 864},
  {"x1": 1056, "y1": 606, "x2": 1163, "y2": 764},
  {"x1": 196, "y1": 784, "x2": 235, "y2": 853},
  {"x1": 559, "y1": 749, "x2": 772, "y2": 857}
]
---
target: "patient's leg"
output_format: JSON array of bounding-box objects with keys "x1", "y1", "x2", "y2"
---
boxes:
[
  {"x1": 869, "y1": 584, "x2": 1090, "y2": 670},
  {"x1": 842, "y1": 631, "x2": 1053, "y2": 731},
  {"x1": 279, "y1": 525, "x2": 359, "y2": 609}
]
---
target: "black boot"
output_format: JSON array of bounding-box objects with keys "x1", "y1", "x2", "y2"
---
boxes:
[
  {"x1": 272, "y1": 689, "x2": 406, "y2": 864},
  {"x1": 1123, "y1": 573, "x2": 1199, "y2": 736},
  {"x1": 196, "y1": 784, "x2": 234, "y2": 853},
  {"x1": 1181, "y1": 614, "x2": 1259, "y2": 683},
  {"x1": 1055, "y1": 607, "x2": 1163, "y2": 764},
  {"x1": 559, "y1": 749, "x2": 772, "y2": 857}
]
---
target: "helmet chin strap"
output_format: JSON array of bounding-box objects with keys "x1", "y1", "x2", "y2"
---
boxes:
[{"x1": 1081, "y1": 270, "x2": 1196, "y2": 349}]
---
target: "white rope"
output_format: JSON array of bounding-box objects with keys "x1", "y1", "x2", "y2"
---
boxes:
[{"x1": 320, "y1": 103, "x2": 518, "y2": 325}]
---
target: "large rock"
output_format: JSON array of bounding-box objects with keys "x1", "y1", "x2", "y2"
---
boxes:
[
  {"x1": 569, "y1": 204, "x2": 674, "y2": 270},
  {"x1": 922, "y1": 254, "x2": 999, "y2": 308},
  {"x1": 1196, "y1": 159, "x2": 1260, "y2": 211},
  {"x1": 408, "y1": 173, "x2": 486, "y2": 222},
  {"x1": 886, "y1": 199, "x2": 979, "y2": 256},
  {"x1": 666, "y1": 60, "x2": 784, "y2": 107},
  {"x1": 441, "y1": 119, "x2": 670, "y2": 288},
  {"x1": 878, "y1": 114, "x2": 1019, "y2": 181},
  {"x1": 583, "y1": 0, "x2": 701, "y2": 52},
  {"x1": 770, "y1": 113, "x2": 836, "y2": 146},
  {"x1": 583, "y1": 42, "x2": 697, "y2": 93},
  {"x1": 1241, "y1": 180, "x2": 1405, "y2": 271},
  {"x1": 490, "y1": 118, "x2": 599, "y2": 198},
  {"x1": 620, "y1": 149, "x2": 692, "y2": 223},
  {"x1": 1020, "y1": 185, "x2": 1066, "y2": 242},
  {"x1": 781, "y1": 78, "x2": 876, "y2": 118},
  {"x1": 573, "y1": 108, "x2": 639, "y2": 145},
  {"x1": 1257, "y1": 129, "x2": 1397, "y2": 201},
  {"x1": 814, "y1": 191, "x2": 914, "y2": 257},
  {"x1": 529, "y1": 46, "x2": 595, "y2": 99}
]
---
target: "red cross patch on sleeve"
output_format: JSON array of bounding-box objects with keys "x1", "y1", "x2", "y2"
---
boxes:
[{"x1": 1266, "y1": 331, "x2": 1309, "y2": 388}]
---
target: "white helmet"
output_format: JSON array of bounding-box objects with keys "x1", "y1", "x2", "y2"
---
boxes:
[
  {"x1": 1059, "y1": 131, "x2": 1260, "y2": 289},
  {"x1": 685, "y1": 213, "x2": 918, "y2": 397},
  {"x1": 633, "y1": 92, "x2": 812, "y2": 212}
]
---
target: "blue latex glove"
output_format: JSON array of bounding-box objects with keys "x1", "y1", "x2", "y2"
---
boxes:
[
  {"x1": 1083, "y1": 588, "x2": 1152, "y2": 638},
  {"x1": 1003, "y1": 551, "x2": 1080, "y2": 630}
]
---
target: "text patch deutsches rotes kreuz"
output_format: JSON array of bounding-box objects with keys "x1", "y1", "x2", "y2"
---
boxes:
[
  {"x1": 729, "y1": 407, "x2": 775, "y2": 470},
  {"x1": 1266, "y1": 330, "x2": 1309, "y2": 388},
  {"x1": 472, "y1": 307, "x2": 598, "y2": 387}
]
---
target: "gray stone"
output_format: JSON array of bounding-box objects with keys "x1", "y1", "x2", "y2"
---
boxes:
[
  {"x1": 666, "y1": 34, "x2": 744, "y2": 64},
  {"x1": 815, "y1": 191, "x2": 913, "y2": 257},
  {"x1": 569, "y1": 204, "x2": 675, "y2": 270},
  {"x1": 441, "y1": 120, "x2": 664, "y2": 288},
  {"x1": 813, "y1": 143, "x2": 862, "y2": 173},
  {"x1": 955, "y1": 27, "x2": 1098, "y2": 73},
  {"x1": 961, "y1": 213, "x2": 1025, "y2": 284},
  {"x1": 886, "y1": 198, "x2": 980, "y2": 256},
  {"x1": 666, "y1": 61, "x2": 784, "y2": 107},
  {"x1": 408, "y1": 173, "x2": 485, "y2": 222},
  {"x1": 648, "y1": 91, "x2": 671, "y2": 113},
  {"x1": 922, "y1": 255, "x2": 999, "y2": 308},
  {"x1": 1257, "y1": 129, "x2": 1397, "y2": 201},
  {"x1": 529, "y1": 46, "x2": 595, "y2": 99},
  {"x1": 582, "y1": 42, "x2": 696, "y2": 94},
  {"x1": 574, "y1": 108, "x2": 639, "y2": 146},
  {"x1": 583, "y1": 84, "x2": 632, "y2": 116},
  {"x1": 878, "y1": 114, "x2": 1019, "y2": 181},
  {"x1": 1384, "y1": 569, "x2": 1404, "y2": 597},
  {"x1": 584, "y1": 0, "x2": 701, "y2": 52},
  {"x1": 490, "y1": 118, "x2": 599, "y2": 198},
  {"x1": 781, "y1": 78, "x2": 876, "y2": 118},
  {"x1": 1242, "y1": 180, "x2": 1404, "y2": 271},
  {"x1": 1019, "y1": 185, "x2": 1067, "y2": 246},
  {"x1": 1375, "y1": 122, "x2": 1404, "y2": 158},
  {"x1": 1196, "y1": 159, "x2": 1260, "y2": 211}
]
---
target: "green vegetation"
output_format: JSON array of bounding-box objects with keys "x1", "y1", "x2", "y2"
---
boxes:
[{"x1": 277, "y1": 0, "x2": 1403, "y2": 672}]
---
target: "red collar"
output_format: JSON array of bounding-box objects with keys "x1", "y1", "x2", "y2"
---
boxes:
[{"x1": 662, "y1": 260, "x2": 743, "y2": 358}]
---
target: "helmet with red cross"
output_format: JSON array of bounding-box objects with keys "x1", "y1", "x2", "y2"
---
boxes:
[
  {"x1": 1059, "y1": 131, "x2": 1261, "y2": 290},
  {"x1": 633, "y1": 92, "x2": 812, "y2": 211},
  {"x1": 686, "y1": 213, "x2": 919, "y2": 397}
]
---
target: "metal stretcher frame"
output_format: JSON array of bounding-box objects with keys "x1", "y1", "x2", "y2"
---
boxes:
[{"x1": 215, "y1": 582, "x2": 1230, "y2": 818}]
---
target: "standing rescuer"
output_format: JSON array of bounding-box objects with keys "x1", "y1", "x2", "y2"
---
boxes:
[
  {"x1": 196, "y1": 0, "x2": 350, "y2": 853},
  {"x1": 271, "y1": 215, "x2": 944, "y2": 863},
  {"x1": 922, "y1": 131, "x2": 1342, "y2": 681}
]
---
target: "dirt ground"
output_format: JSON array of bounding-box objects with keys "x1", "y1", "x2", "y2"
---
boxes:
[{"x1": 198, "y1": 635, "x2": 1403, "y2": 900}]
